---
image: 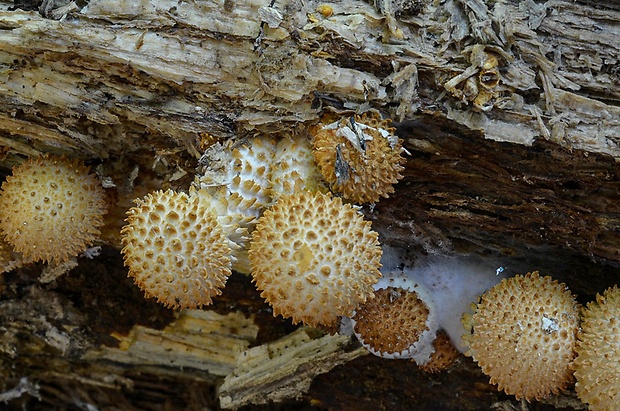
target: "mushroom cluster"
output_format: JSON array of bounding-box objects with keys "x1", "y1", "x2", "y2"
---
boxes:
[
  {"x1": 194, "y1": 134, "x2": 326, "y2": 273},
  {"x1": 5, "y1": 124, "x2": 620, "y2": 410},
  {"x1": 120, "y1": 114, "x2": 398, "y2": 312}
]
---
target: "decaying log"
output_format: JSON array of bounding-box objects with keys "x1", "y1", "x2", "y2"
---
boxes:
[{"x1": 0, "y1": 0, "x2": 618, "y2": 409}]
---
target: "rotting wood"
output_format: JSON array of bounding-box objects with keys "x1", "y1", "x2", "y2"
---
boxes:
[
  {"x1": 218, "y1": 328, "x2": 368, "y2": 409},
  {"x1": 83, "y1": 310, "x2": 260, "y2": 377},
  {"x1": 0, "y1": 0, "x2": 618, "y2": 162}
]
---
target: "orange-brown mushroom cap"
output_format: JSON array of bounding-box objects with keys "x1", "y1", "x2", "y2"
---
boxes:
[
  {"x1": 419, "y1": 330, "x2": 461, "y2": 373},
  {"x1": 311, "y1": 112, "x2": 405, "y2": 204},
  {"x1": 351, "y1": 271, "x2": 439, "y2": 363},
  {"x1": 0, "y1": 155, "x2": 107, "y2": 265},
  {"x1": 249, "y1": 191, "x2": 382, "y2": 327}
]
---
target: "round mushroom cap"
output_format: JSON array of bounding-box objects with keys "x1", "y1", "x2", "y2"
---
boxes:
[
  {"x1": 311, "y1": 112, "x2": 405, "y2": 204},
  {"x1": 195, "y1": 136, "x2": 275, "y2": 225},
  {"x1": 121, "y1": 189, "x2": 232, "y2": 309},
  {"x1": 466, "y1": 271, "x2": 579, "y2": 401},
  {"x1": 249, "y1": 191, "x2": 382, "y2": 327},
  {"x1": 351, "y1": 271, "x2": 439, "y2": 363},
  {"x1": 194, "y1": 137, "x2": 277, "y2": 274},
  {"x1": 269, "y1": 135, "x2": 328, "y2": 198},
  {"x1": 0, "y1": 155, "x2": 107, "y2": 265},
  {"x1": 574, "y1": 285, "x2": 620, "y2": 410}
]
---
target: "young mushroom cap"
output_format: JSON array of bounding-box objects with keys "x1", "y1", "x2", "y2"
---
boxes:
[
  {"x1": 269, "y1": 135, "x2": 328, "y2": 198},
  {"x1": 311, "y1": 112, "x2": 405, "y2": 204},
  {"x1": 351, "y1": 271, "x2": 439, "y2": 364},
  {"x1": 418, "y1": 330, "x2": 461, "y2": 373},
  {"x1": 121, "y1": 189, "x2": 232, "y2": 309}
]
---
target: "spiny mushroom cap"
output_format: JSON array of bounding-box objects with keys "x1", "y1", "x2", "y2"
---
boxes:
[
  {"x1": 195, "y1": 136, "x2": 276, "y2": 224},
  {"x1": 120, "y1": 189, "x2": 232, "y2": 309},
  {"x1": 228, "y1": 136, "x2": 275, "y2": 218},
  {"x1": 311, "y1": 112, "x2": 405, "y2": 204},
  {"x1": 0, "y1": 155, "x2": 107, "y2": 265},
  {"x1": 189, "y1": 186, "x2": 248, "y2": 257},
  {"x1": 466, "y1": 271, "x2": 580, "y2": 401},
  {"x1": 194, "y1": 137, "x2": 277, "y2": 274},
  {"x1": 269, "y1": 135, "x2": 329, "y2": 198},
  {"x1": 249, "y1": 191, "x2": 382, "y2": 327},
  {"x1": 419, "y1": 329, "x2": 461, "y2": 373},
  {"x1": 351, "y1": 271, "x2": 439, "y2": 363},
  {"x1": 574, "y1": 285, "x2": 620, "y2": 410},
  {"x1": 190, "y1": 186, "x2": 251, "y2": 275}
]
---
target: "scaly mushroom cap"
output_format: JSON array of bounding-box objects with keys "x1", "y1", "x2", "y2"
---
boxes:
[
  {"x1": 0, "y1": 155, "x2": 107, "y2": 265},
  {"x1": 269, "y1": 135, "x2": 328, "y2": 198},
  {"x1": 351, "y1": 271, "x2": 439, "y2": 363},
  {"x1": 121, "y1": 189, "x2": 232, "y2": 309},
  {"x1": 194, "y1": 137, "x2": 277, "y2": 274},
  {"x1": 249, "y1": 191, "x2": 382, "y2": 327},
  {"x1": 311, "y1": 112, "x2": 405, "y2": 204},
  {"x1": 574, "y1": 286, "x2": 620, "y2": 410},
  {"x1": 195, "y1": 136, "x2": 276, "y2": 225},
  {"x1": 419, "y1": 330, "x2": 461, "y2": 373},
  {"x1": 465, "y1": 272, "x2": 580, "y2": 401}
]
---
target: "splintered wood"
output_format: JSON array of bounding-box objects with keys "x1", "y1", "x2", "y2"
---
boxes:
[
  {"x1": 84, "y1": 310, "x2": 259, "y2": 377},
  {"x1": 218, "y1": 328, "x2": 367, "y2": 409},
  {"x1": 84, "y1": 310, "x2": 365, "y2": 408}
]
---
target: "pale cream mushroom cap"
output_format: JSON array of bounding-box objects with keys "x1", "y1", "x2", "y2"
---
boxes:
[
  {"x1": 0, "y1": 155, "x2": 107, "y2": 265},
  {"x1": 465, "y1": 272, "x2": 579, "y2": 401},
  {"x1": 121, "y1": 189, "x2": 231, "y2": 309},
  {"x1": 249, "y1": 191, "x2": 382, "y2": 327}
]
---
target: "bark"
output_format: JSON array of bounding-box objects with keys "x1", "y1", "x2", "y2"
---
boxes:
[{"x1": 0, "y1": 0, "x2": 618, "y2": 409}]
